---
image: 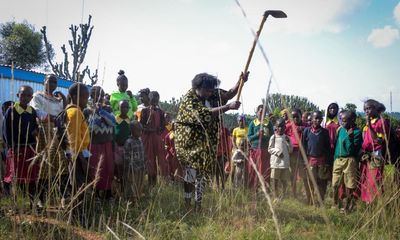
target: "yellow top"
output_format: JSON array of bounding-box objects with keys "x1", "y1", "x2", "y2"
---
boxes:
[
  {"x1": 280, "y1": 109, "x2": 289, "y2": 117},
  {"x1": 362, "y1": 118, "x2": 383, "y2": 138},
  {"x1": 66, "y1": 104, "x2": 90, "y2": 154},
  {"x1": 253, "y1": 118, "x2": 269, "y2": 126},
  {"x1": 232, "y1": 127, "x2": 248, "y2": 147},
  {"x1": 116, "y1": 115, "x2": 130, "y2": 124},
  {"x1": 326, "y1": 117, "x2": 339, "y2": 125}
]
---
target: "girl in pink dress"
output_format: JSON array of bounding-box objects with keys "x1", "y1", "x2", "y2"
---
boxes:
[{"x1": 360, "y1": 99, "x2": 389, "y2": 203}]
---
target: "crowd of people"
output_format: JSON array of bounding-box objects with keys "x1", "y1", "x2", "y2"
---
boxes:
[{"x1": 0, "y1": 70, "x2": 399, "y2": 220}]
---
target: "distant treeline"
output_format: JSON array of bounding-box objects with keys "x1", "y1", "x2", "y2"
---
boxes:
[{"x1": 157, "y1": 94, "x2": 400, "y2": 131}]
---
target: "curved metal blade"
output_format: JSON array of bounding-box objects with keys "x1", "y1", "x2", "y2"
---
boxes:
[{"x1": 264, "y1": 10, "x2": 287, "y2": 18}]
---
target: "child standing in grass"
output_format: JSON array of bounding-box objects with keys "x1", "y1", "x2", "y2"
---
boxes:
[
  {"x1": 215, "y1": 125, "x2": 231, "y2": 190},
  {"x1": 232, "y1": 115, "x2": 248, "y2": 149},
  {"x1": 247, "y1": 104, "x2": 273, "y2": 190},
  {"x1": 232, "y1": 138, "x2": 247, "y2": 187},
  {"x1": 85, "y1": 86, "x2": 116, "y2": 200},
  {"x1": 123, "y1": 121, "x2": 145, "y2": 201},
  {"x1": 269, "y1": 118, "x2": 293, "y2": 201},
  {"x1": 332, "y1": 110, "x2": 362, "y2": 212},
  {"x1": 302, "y1": 111, "x2": 331, "y2": 205},
  {"x1": 360, "y1": 99, "x2": 389, "y2": 203},
  {"x1": 3, "y1": 85, "x2": 39, "y2": 208},
  {"x1": 165, "y1": 121, "x2": 183, "y2": 181},
  {"x1": 1, "y1": 101, "x2": 14, "y2": 195},
  {"x1": 140, "y1": 91, "x2": 168, "y2": 186},
  {"x1": 62, "y1": 83, "x2": 90, "y2": 224},
  {"x1": 324, "y1": 103, "x2": 340, "y2": 176},
  {"x1": 285, "y1": 109, "x2": 306, "y2": 198},
  {"x1": 110, "y1": 70, "x2": 138, "y2": 119},
  {"x1": 32, "y1": 74, "x2": 67, "y2": 208},
  {"x1": 114, "y1": 100, "x2": 132, "y2": 183},
  {"x1": 64, "y1": 83, "x2": 90, "y2": 192}
]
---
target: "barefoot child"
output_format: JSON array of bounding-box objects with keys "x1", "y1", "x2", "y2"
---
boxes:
[
  {"x1": 123, "y1": 121, "x2": 145, "y2": 201},
  {"x1": 3, "y1": 85, "x2": 39, "y2": 208},
  {"x1": 332, "y1": 110, "x2": 362, "y2": 212},
  {"x1": 269, "y1": 118, "x2": 293, "y2": 201}
]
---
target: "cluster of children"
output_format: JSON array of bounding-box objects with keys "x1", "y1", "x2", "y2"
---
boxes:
[
  {"x1": 0, "y1": 70, "x2": 398, "y2": 217},
  {"x1": 228, "y1": 100, "x2": 399, "y2": 213},
  {"x1": 0, "y1": 71, "x2": 182, "y2": 214}
]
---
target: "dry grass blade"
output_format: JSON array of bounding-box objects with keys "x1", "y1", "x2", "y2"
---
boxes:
[
  {"x1": 106, "y1": 224, "x2": 120, "y2": 240},
  {"x1": 247, "y1": 154, "x2": 282, "y2": 240},
  {"x1": 120, "y1": 221, "x2": 146, "y2": 239},
  {"x1": 348, "y1": 184, "x2": 400, "y2": 239}
]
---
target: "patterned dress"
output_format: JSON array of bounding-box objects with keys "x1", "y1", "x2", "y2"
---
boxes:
[
  {"x1": 175, "y1": 88, "x2": 226, "y2": 173},
  {"x1": 85, "y1": 105, "x2": 116, "y2": 190}
]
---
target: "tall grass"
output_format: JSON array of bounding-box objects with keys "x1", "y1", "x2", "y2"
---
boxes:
[
  {"x1": 1, "y1": 166, "x2": 399, "y2": 239},
  {"x1": 1, "y1": 64, "x2": 399, "y2": 239}
]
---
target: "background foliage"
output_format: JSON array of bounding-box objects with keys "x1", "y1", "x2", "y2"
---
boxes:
[{"x1": 0, "y1": 21, "x2": 51, "y2": 70}]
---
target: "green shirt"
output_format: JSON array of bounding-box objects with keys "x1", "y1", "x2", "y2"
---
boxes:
[
  {"x1": 334, "y1": 127, "x2": 362, "y2": 159},
  {"x1": 114, "y1": 115, "x2": 131, "y2": 146},
  {"x1": 110, "y1": 91, "x2": 138, "y2": 119},
  {"x1": 247, "y1": 118, "x2": 273, "y2": 149}
]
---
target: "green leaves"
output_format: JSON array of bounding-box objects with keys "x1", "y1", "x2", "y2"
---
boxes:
[
  {"x1": 266, "y1": 93, "x2": 320, "y2": 114},
  {"x1": 0, "y1": 21, "x2": 49, "y2": 69}
]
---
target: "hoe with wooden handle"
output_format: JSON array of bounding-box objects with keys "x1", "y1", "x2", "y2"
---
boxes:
[{"x1": 236, "y1": 10, "x2": 287, "y2": 101}]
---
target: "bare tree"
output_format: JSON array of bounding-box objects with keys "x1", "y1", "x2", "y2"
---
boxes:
[{"x1": 41, "y1": 15, "x2": 98, "y2": 85}]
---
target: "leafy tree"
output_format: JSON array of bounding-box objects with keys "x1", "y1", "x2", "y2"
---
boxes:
[
  {"x1": 222, "y1": 113, "x2": 254, "y2": 131},
  {"x1": 158, "y1": 97, "x2": 254, "y2": 131},
  {"x1": 265, "y1": 93, "x2": 320, "y2": 113},
  {"x1": 159, "y1": 97, "x2": 181, "y2": 119},
  {"x1": 344, "y1": 103, "x2": 357, "y2": 112},
  {"x1": 41, "y1": 15, "x2": 98, "y2": 85},
  {"x1": 0, "y1": 21, "x2": 51, "y2": 69}
]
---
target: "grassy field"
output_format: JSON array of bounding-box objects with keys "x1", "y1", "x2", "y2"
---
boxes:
[{"x1": 1, "y1": 166, "x2": 399, "y2": 240}]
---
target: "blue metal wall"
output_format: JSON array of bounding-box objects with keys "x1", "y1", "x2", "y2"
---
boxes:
[{"x1": 0, "y1": 65, "x2": 74, "y2": 104}]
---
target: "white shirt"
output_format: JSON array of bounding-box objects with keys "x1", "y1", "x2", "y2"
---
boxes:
[
  {"x1": 268, "y1": 134, "x2": 293, "y2": 169},
  {"x1": 31, "y1": 92, "x2": 64, "y2": 119}
]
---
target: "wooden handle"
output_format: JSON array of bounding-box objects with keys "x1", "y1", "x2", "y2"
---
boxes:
[{"x1": 236, "y1": 15, "x2": 268, "y2": 101}]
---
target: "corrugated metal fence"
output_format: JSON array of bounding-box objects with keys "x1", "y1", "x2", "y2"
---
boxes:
[{"x1": 0, "y1": 65, "x2": 73, "y2": 104}]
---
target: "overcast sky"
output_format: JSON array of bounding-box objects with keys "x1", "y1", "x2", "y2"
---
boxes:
[{"x1": 1, "y1": 0, "x2": 399, "y2": 113}]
